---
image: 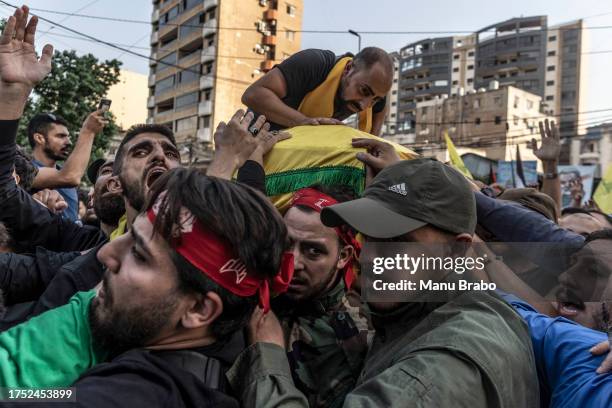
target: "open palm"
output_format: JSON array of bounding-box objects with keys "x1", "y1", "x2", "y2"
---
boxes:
[
  {"x1": 530, "y1": 119, "x2": 561, "y2": 162},
  {"x1": 0, "y1": 6, "x2": 52, "y2": 88}
]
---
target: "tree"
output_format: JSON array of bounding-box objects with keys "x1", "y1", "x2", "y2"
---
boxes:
[{"x1": 16, "y1": 50, "x2": 122, "y2": 161}]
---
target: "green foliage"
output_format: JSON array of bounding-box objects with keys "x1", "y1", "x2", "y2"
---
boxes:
[{"x1": 15, "y1": 50, "x2": 122, "y2": 161}]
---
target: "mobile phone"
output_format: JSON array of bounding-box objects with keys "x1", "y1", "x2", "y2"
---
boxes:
[{"x1": 98, "y1": 99, "x2": 112, "y2": 117}]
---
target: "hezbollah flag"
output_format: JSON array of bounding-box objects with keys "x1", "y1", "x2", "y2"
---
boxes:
[
  {"x1": 593, "y1": 165, "x2": 612, "y2": 214},
  {"x1": 444, "y1": 131, "x2": 473, "y2": 179},
  {"x1": 262, "y1": 125, "x2": 418, "y2": 211}
]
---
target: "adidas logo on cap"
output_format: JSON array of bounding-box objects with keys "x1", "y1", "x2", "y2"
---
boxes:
[{"x1": 388, "y1": 183, "x2": 407, "y2": 196}]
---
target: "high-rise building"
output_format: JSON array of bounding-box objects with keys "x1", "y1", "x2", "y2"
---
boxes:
[
  {"x1": 571, "y1": 122, "x2": 612, "y2": 177},
  {"x1": 382, "y1": 52, "x2": 399, "y2": 136},
  {"x1": 396, "y1": 35, "x2": 475, "y2": 136},
  {"x1": 148, "y1": 0, "x2": 302, "y2": 165},
  {"x1": 395, "y1": 16, "x2": 585, "y2": 163},
  {"x1": 474, "y1": 17, "x2": 586, "y2": 163}
]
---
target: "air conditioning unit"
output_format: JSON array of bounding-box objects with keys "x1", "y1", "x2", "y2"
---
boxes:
[
  {"x1": 262, "y1": 45, "x2": 270, "y2": 52},
  {"x1": 263, "y1": 30, "x2": 271, "y2": 36},
  {"x1": 259, "y1": 0, "x2": 268, "y2": 6},
  {"x1": 256, "y1": 21, "x2": 266, "y2": 33},
  {"x1": 253, "y1": 44, "x2": 265, "y2": 54}
]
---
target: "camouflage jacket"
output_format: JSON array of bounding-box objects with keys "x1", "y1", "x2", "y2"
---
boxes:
[{"x1": 274, "y1": 281, "x2": 372, "y2": 408}]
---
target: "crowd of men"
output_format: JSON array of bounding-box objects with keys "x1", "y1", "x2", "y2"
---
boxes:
[{"x1": 0, "y1": 5, "x2": 610, "y2": 407}]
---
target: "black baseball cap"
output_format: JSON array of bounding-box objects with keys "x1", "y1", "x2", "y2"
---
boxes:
[
  {"x1": 321, "y1": 158, "x2": 476, "y2": 238},
  {"x1": 87, "y1": 158, "x2": 109, "y2": 184}
]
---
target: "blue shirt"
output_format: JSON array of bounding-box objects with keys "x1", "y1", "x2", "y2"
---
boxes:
[
  {"x1": 32, "y1": 159, "x2": 79, "y2": 222},
  {"x1": 502, "y1": 293, "x2": 611, "y2": 408}
]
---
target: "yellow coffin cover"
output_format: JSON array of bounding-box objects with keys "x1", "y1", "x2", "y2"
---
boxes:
[{"x1": 262, "y1": 125, "x2": 418, "y2": 211}]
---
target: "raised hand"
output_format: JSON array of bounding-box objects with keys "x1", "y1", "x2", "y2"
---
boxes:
[
  {"x1": 0, "y1": 5, "x2": 53, "y2": 119},
  {"x1": 0, "y1": 6, "x2": 53, "y2": 87},
  {"x1": 530, "y1": 119, "x2": 561, "y2": 162}
]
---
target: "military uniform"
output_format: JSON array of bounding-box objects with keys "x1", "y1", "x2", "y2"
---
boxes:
[
  {"x1": 227, "y1": 290, "x2": 540, "y2": 408},
  {"x1": 274, "y1": 281, "x2": 372, "y2": 407}
]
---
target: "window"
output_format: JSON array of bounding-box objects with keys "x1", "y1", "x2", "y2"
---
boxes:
[
  {"x1": 526, "y1": 100, "x2": 534, "y2": 109},
  {"x1": 285, "y1": 29, "x2": 295, "y2": 41},
  {"x1": 514, "y1": 96, "x2": 519, "y2": 108},
  {"x1": 547, "y1": 50, "x2": 556, "y2": 57},
  {"x1": 453, "y1": 54, "x2": 460, "y2": 60},
  {"x1": 467, "y1": 65, "x2": 474, "y2": 70},
  {"x1": 155, "y1": 75, "x2": 175, "y2": 95},
  {"x1": 434, "y1": 80, "x2": 448, "y2": 87},
  {"x1": 176, "y1": 115, "x2": 197, "y2": 132},
  {"x1": 546, "y1": 95, "x2": 554, "y2": 101},
  {"x1": 494, "y1": 116, "x2": 501, "y2": 125},
  {"x1": 178, "y1": 65, "x2": 199, "y2": 84},
  {"x1": 494, "y1": 96, "x2": 501, "y2": 105},
  {"x1": 183, "y1": 0, "x2": 200, "y2": 12},
  {"x1": 513, "y1": 116, "x2": 519, "y2": 126},
  {"x1": 546, "y1": 80, "x2": 554, "y2": 86},
  {"x1": 180, "y1": 14, "x2": 204, "y2": 38},
  {"x1": 203, "y1": 62, "x2": 213, "y2": 74},
  {"x1": 467, "y1": 78, "x2": 473, "y2": 83},
  {"x1": 452, "y1": 80, "x2": 458, "y2": 85},
  {"x1": 473, "y1": 99, "x2": 480, "y2": 109},
  {"x1": 468, "y1": 51, "x2": 475, "y2": 57},
  {"x1": 286, "y1": 4, "x2": 296, "y2": 16},
  {"x1": 391, "y1": 102, "x2": 397, "y2": 106},
  {"x1": 159, "y1": 52, "x2": 177, "y2": 70},
  {"x1": 547, "y1": 65, "x2": 555, "y2": 71},
  {"x1": 421, "y1": 107, "x2": 428, "y2": 115},
  {"x1": 475, "y1": 117, "x2": 481, "y2": 125},
  {"x1": 201, "y1": 89, "x2": 212, "y2": 101},
  {"x1": 175, "y1": 92, "x2": 199, "y2": 110},
  {"x1": 392, "y1": 90, "x2": 397, "y2": 95},
  {"x1": 548, "y1": 35, "x2": 557, "y2": 42},
  {"x1": 453, "y1": 67, "x2": 459, "y2": 72}
]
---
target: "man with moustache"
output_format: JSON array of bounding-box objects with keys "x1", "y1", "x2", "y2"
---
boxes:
[
  {"x1": 28, "y1": 110, "x2": 107, "y2": 222},
  {"x1": 242, "y1": 47, "x2": 393, "y2": 135}
]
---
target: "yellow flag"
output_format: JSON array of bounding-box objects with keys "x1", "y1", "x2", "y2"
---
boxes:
[
  {"x1": 593, "y1": 165, "x2": 612, "y2": 214},
  {"x1": 444, "y1": 132, "x2": 473, "y2": 179}
]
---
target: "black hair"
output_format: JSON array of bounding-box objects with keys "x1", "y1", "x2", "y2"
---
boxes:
[
  {"x1": 77, "y1": 188, "x2": 89, "y2": 204},
  {"x1": 584, "y1": 228, "x2": 612, "y2": 244},
  {"x1": 145, "y1": 168, "x2": 288, "y2": 338},
  {"x1": 14, "y1": 147, "x2": 38, "y2": 193},
  {"x1": 27, "y1": 113, "x2": 69, "y2": 148},
  {"x1": 561, "y1": 207, "x2": 593, "y2": 217},
  {"x1": 352, "y1": 47, "x2": 394, "y2": 76},
  {"x1": 0, "y1": 222, "x2": 12, "y2": 251},
  {"x1": 112, "y1": 124, "x2": 176, "y2": 176}
]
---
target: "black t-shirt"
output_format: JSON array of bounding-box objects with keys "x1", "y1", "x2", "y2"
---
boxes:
[{"x1": 274, "y1": 49, "x2": 386, "y2": 125}]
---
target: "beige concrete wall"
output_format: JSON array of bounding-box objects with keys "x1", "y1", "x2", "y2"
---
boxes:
[
  {"x1": 106, "y1": 70, "x2": 149, "y2": 130},
  {"x1": 213, "y1": 0, "x2": 302, "y2": 134}
]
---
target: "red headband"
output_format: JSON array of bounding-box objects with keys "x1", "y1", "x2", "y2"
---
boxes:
[
  {"x1": 289, "y1": 188, "x2": 361, "y2": 288},
  {"x1": 147, "y1": 195, "x2": 294, "y2": 313}
]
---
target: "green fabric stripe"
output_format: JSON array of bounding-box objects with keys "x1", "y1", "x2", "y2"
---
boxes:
[{"x1": 265, "y1": 166, "x2": 365, "y2": 196}]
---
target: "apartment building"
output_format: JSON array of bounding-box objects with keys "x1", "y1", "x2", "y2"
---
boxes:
[{"x1": 148, "y1": 0, "x2": 302, "y2": 164}]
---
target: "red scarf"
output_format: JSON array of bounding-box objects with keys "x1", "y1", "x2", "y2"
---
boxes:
[
  {"x1": 289, "y1": 188, "x2": 361, "y2": 288},
  {"x1": 147, "y1": 200, "x2": 293, "y2": 313}
]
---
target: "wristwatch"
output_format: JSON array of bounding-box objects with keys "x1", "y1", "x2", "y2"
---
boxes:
[{"x1": 544, "y1": 172, "x2": 558, "y2": 179}]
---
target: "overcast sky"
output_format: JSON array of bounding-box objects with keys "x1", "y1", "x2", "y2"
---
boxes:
[{"x1": 2, "y1": 0, "x2": 611, "y2": 124}]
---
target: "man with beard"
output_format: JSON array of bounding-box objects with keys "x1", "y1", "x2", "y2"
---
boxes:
[
  {"x1": 270, "y1": 185, "x2": 369, "y2": 407},
  {"x1": 232, "y1": 158, "x2": 540, "y2": 407},
  {"x1": 84, "y1": 158, "x2": 125, "y2": 235},
  {"x1": 242, "y1": 47, "x2": 393, "y2": 135},
  {"x1": 28, "y1": 110, "x2": 107, "y2": 222}
]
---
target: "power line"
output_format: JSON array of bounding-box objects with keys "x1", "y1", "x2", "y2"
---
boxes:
[
  {"x1": 25, "y1": 7, "x2": 612, "y2": 34},
  {"x1": 0, "y1": 1, "x2": 253, "y2": 86}
]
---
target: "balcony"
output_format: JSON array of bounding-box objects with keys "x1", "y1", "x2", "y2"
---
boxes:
[
  {"x1": 150, "y1": 31, "x2": 158, "y2": 45},
  {"x1": 201, "y1": 46, "x2": 216, "y2": 64},
  {"x1": 203, "y1": 0, "x2": 218, "y2": 10},
  {"x1": 262, "y1": 35, "x2": 277, "y2": 46},
  {"x1": 147, "y1": 96, "x2": 155, "y2": 109},
  {"x1": 264, "y1": 9, "x2": 278, "y2": 20},
  {"x1": 151, "y1": 8, "x2": 159, "y2": 22},
  {"x1": 200, "y1": 76, "x2": 214, "y2": 89},
  {"x1": 197, "y1": 128, "x2": 212, "y2": 142},
  {"x1": 158, "y1": 38, "x2": 178, "y2": 55},
  {"x1": 149, "y1": 51, "x2": 157, "y2": 66},
  {"x1": 148, "y1": 74, "x2": 156, "y2": 87},
  {"x1": 198, "y1": 101, "x2": 213, "y2": 116},
  {"x1": 203, "y1": 19, "x2": 217, "y2": 38}
]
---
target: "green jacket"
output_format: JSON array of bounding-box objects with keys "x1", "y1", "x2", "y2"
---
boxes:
[
  {"x1": 227, "y1": 290, "x2": 540, "y2": 407},
  {"x1": 276, "y1": 281, "x2": 372, "y2": 407}
]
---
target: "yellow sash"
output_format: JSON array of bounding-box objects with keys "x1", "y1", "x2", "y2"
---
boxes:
[{"x1": 297, "y1": 57, "x2": 372, "y2": 134}]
